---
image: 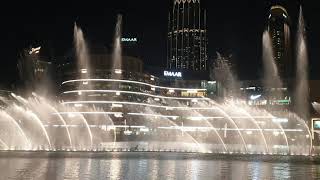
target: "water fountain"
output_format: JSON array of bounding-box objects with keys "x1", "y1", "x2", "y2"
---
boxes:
[
  {"x1": 294, "y1": 6, "x2": 309, "y2": 120},
  {"x1": 112, "y1": 14, "x2": 123, "y2": 77},
  {"x1": 262, "y1": 31, "x2": 283, "y2": 90},
  {"x1": 0, "y1": 10, "x2": 313, "y2": 156}
]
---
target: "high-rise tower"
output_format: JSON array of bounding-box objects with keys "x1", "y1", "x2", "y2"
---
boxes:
[
  {"x1": 268, "y1": 5, "x2": 291, "y2": 78},
  {"x1": 167, "y1": 0, "x2": 208, "y2": 71}
]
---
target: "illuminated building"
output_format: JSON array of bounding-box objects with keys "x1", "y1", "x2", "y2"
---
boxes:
[
  {"x1": 268, "y1": 5, "x2": 291, "y2": 78},
  {"x1": 58, "y1": 48, "x2": 215, "y2": 141},
  {"x1": 167, "y1": 0, "x2": 208, "y2": 71}
]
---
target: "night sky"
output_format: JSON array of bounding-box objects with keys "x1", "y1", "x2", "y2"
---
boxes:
[{"x1": 0, "y1": 0, "x2": 319, "y2": 86}]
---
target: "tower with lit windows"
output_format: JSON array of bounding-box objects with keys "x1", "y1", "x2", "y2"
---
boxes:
[
  {"x1": 268, "y1": 5, "x2": 291, "y2": 78},
  {"x1": 167, "y1": 0, "x2": 208, "y2": 71}
]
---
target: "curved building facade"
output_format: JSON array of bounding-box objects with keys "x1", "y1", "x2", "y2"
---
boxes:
[
  {"x1": 58, "y1": 55, "x2": 214, "y2": 146},
  {"x1": 167, "y1": 0, "x2": 208, "y2": 71}
]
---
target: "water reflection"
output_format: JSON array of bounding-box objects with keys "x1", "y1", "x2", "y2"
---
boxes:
[{"x1": 0, "y1": 153, "x2": 320, "y2": 179}]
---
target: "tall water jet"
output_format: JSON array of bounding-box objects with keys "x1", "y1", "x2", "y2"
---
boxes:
[
  {"x1": 74, "y1": 23, "x2": 91, "y2": 77},
  {"x1": 112, "y1": 15, "x2": 123, "y2": 78},
  {"x1": 262, "y1": 31, "x2": 283, "y2": 91},
  {"x1": 294, "y1": 6, "x2": 309, "y2": 120},
  {"x1": 212, "y1": 52, "x2": 239, "y2": 99},
  {"x1": 74, "y1": 23, "x2": 91, "y2": 98}
]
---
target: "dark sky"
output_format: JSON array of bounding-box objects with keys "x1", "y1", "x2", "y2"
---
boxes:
[{"x1": 0, "y1": 0, "x2": 319, "y2": 86}]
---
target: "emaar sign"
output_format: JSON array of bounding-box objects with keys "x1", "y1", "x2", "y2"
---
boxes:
[
  {"x1": 164, "y1": 71, "x2": 182, "y2": 78},
  {"x1": 121, "y1": 38, "x2": 137, "y2": 42}
]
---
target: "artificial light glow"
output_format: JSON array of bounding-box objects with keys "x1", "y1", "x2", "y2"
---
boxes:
[
  {"x1": 208, "y1": 81, "x2": 216, "y2": 84},
  {"x1": 83, "y1": 81, "x2": 88, "y2": 85},
  {"x1": 250, "y1": 94, "x2": 262, "y2": 100},
  {"x1": 188, "y1": 117, "x2": 204, "y2": 121},
  {"x1": 62, "y1": 101, "x2": 218, "y2": 110},
  {"x1": 128, "y1": 112, "x2": 179, "y2": 119},
  {"x1": 169, "y1": 89, "x2": 175, "y2": 93},
  {"x1": 115, "y1": 69, "x2": 122, "y2": 74},
  {"x1": 187, "y1": 116, "x2": 224, "y2": 121},
  {"x1": 116, "y1": 91, "x2": 121, "y2": 96},
  {"x1": 140, "y1": 128, "x2": 149, "y2": 132},
  {"x1": 112, "y1": 104, "x2": 123, "y2": 108},
  {"x1": 121, "y1": 38, "x2": 137, "y2": 42},
  {"x1": 63, "y1": 90, "x2": 207, "y2": 100},
  {"x1": 29, "y1": 46, "x2": 41, "y2": 54},
  {"x1": 158, "y1": 126, "x2": 304, "y2": 132},
  {"x1": 245, "y1": 87, "x2": 256, "y2": 90},
  {"x1": 124, "y1": 130, "x2": 133, "y2": 135},
  {"x1": 272, "y1": 118, "x2": 288, "y2": 123},
  {"x1": 164, "y1": 71, "x2": 182, "y2": 78},
  {"x1": 62, "y1": 79, "x2": 206, "y2": 91},
  {"x1": 114, "y1": 113, "x2": 123, "y2": 118},
  {"x1": 81, "y1": 69, "x2": 87, "y2": 74},
  {"x1": 74, "y1": 104, "x2": 83, "y2": 107},
  {"x1": 187, "y1": 90, "x2": 198, "y2": 93},
  {"x1": 54, "y1": 112, "x2": 122, "y2": 115}
]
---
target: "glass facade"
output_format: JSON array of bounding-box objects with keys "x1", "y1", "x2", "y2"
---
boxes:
[
  {"x1": 268, "y1": 5, "x2": 291, "y2": 78},
  {"x1": 167, "y1": 0, "x2": 208, "y2": 71}
]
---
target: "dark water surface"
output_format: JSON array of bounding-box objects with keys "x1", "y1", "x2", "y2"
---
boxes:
[{"x1": 0, "y1": 152, "x2": 320, "y2": 180}]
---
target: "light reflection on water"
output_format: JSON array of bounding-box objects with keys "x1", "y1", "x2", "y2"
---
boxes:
[{"x1": 1, "y1": 153, "x2": 320, "y2": 179}]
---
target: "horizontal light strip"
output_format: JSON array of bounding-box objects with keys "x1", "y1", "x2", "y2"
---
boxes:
[
  {"x1": 53, "y1": 112, "x2": 122, "y2": 115},
  {"x1": 62, "y1": 79, "x2": 206, "y2": 91},
  {"x1": 63, "y1": 90, "x2": 208, "y2": 100},
  {"x1": 44, "y1": 125, "x2": 146, "y2": 128},
  {"x1": 229, "y1": 116, "x2": 274, "y2": 119},
  {"x1": 128, "y1": 112, "x2": 179, "y2": 119},
  {"x1": 52, "y1": 111, "x2": 274, "y2": 121},
  {"x1": 158, "y1": 126, "x2": 304, "y2": 132},
  {"x1": 43, "y1": 124, "x2": 304, "y2": 132},
  {"x1": 61, "y1": 101, "x2": 218, "y2": 110}
]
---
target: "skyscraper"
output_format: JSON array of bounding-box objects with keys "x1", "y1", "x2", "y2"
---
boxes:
[
  {"x1": 167, "y1": 0, "x2": 208, "y2": 71},
  {"x1": 268, "y1": 5, "x2": 291, "y2": 78}
]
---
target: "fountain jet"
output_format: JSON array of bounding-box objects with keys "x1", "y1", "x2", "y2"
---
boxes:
[
  {"x1": 262, "y1": 31, "x2": 283, "y2": 91},
  {"x1": 112, "y1": 15, "x2": 123, "y2": 75},
  {"x1": 294, "y1": 6, "x2": 309, "y2": 120}
]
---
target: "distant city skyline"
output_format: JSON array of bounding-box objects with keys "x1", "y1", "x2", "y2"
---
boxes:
[{"x1": 0, "y1": 0, "x2": 318, "y2": 86}]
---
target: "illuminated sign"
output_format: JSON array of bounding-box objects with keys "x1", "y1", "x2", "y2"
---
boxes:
[
  {"x1": 164, "y1": 71, "x2": 182, "y2": 78},
  {"x1": 312, "y1": 118, "x2": 320, "y2": 139},
  {"x1": 250, "y1": 94, "x2": 262, "y2": 100},
  {"x1": 121, "y1": 38, "x2": 137, "y2": 42},
  {"x1": 314, "y1": 120, "x2": 320, "y2": 130}
]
